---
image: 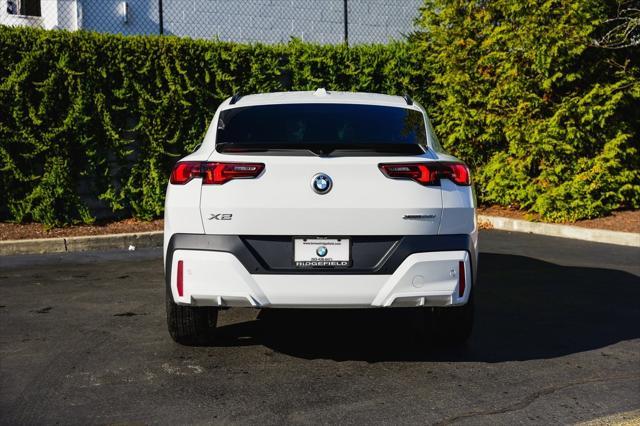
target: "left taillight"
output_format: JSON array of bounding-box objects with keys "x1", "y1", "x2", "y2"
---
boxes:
[
  {"x1": 170, "y1": 161, "x2": 264, "y2": 185},
  {"x1": 170, "y1": 162, "x2": 202, "y2": 185},
  {"x1": 378, "y1": 162, "x2": 470, "y2": 186}
]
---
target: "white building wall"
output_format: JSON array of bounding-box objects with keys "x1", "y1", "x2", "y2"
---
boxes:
[
  {"x1": 158, "y1": 0, "x2": 423, "y2": 44},
  {"x1": 78, "y1": 0, "x2": 160, "y2": 35},
  {"x1": 56, "y1": 0, "x2": 77, "y2": 29},
  {"x1": 1, "y1": 0, "x2": 77, "y2": 29},
  {"x1": 2, "y1": 0, "x2": 423, "y2": 44}
]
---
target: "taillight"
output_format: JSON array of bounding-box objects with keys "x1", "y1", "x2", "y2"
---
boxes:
[
  {"x1": 378, "y1": 162, "x2": 470, "y2": 186},
  {"x1": 170, "y1": 161, "x2": 264, "y2": 185},
  {"x1": 170, "y1": 162, "x2": 202, "y2": 185},
  {"x1": 378, "y1": 163, "x2": 437, "y2": 185},
  {"x1": 438, "y1": 163, "x2": 471, "y2": 186},
  {"x1": 202, "y1": 162, "x2": 264, "y2": 185}
]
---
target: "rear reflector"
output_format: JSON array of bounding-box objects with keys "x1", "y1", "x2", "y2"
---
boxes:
[
  {"x1": 177, "y1": 260, "x2": 184, "y2": 297},
  {"x1": 378, "y1": 162, "x2": 470, "y2": 186},
  {"x1": 170, "y1": 161, "x2": 264, "y2": 185},
  {"x1": 458, "y1": 261, "x2": 466, "y2": 297}
]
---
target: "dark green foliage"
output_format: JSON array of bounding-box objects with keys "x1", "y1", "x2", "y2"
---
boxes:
[
  {"x1": 0, "y1": 28, "x2": 425, "y2": 226},
  {"x1": 413, "y1": 0, "x2": 640, "y2": 221},
  {"x1": 1, "y1": 4, "x2": 638, "y2": 227}
]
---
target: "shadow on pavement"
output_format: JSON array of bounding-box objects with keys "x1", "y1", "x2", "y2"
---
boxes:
[{"x1": 214, "y1": 253, "x2": 640, "y2": 362}]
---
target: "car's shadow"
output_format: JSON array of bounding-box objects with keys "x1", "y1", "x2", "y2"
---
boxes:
[{"x1": 213, "y1": 253, "x2": 640, "y2": 362}]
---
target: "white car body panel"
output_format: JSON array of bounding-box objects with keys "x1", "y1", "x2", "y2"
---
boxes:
[
  {"x1": 164, "y1": 90, "x2": 478, "y2": 309},
  {"x1": 199, "y1": 154, "x2": 445, "y2": 236},
  {"x1": 170, "y1": 250, "x2": 470, "y2": 308}
]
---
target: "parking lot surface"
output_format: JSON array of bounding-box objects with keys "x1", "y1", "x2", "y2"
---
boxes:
[{"x1": 1, "y1": 230, "x2": 639, "y2": 425}]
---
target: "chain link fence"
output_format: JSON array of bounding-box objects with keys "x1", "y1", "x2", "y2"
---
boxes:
[{"x1": 2, "y1": 0, "x2": 423, "y2": 44}]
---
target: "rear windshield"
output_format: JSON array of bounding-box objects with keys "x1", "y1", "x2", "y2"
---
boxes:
[{"x1": 216, "y1": 103, "x2": 427, "y2": 149}]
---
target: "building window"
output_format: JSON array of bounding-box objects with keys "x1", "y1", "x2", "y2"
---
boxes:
[{"x1": 7, "y1": 0, "x2": 41, "y2": 16}]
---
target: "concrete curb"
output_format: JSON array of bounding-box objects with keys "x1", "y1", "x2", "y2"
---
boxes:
[
  {"x1": 1, "y1": 215, "x2": 638, "y2": 256},
  {"x1": 478, "y1": 215, "x2": 640, "y2": 247},
  {"x1": 0, "y1": 231, "x2": 163, "y2": 256}
]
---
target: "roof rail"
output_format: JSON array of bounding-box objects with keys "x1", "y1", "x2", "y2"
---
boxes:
[
  {"x1": 402, "y1": 93, "x2": 413, "y2": 105},
  {"x1": 230, "y1": 93, "x2": 242, "y2": 105}
]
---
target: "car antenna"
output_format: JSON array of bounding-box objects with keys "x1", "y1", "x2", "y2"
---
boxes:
[{"x1": 230, "y1": 93, "x2": 242, "y2": 105}]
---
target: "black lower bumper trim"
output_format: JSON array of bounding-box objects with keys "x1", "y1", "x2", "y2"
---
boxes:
[{"x1": 166, "y1": 234, "x2": 476, "y2": 280}]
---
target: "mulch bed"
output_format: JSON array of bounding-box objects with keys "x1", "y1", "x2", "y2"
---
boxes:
[
  {"x1": 477, "y1": 206, "x2": 640, "y2": 234},
  {"x1": 1, "y1": 208, "x2": 638, "y2": 241},
  {"x1": 0, "y1": 219, "x2": 164, "y2": 241}
]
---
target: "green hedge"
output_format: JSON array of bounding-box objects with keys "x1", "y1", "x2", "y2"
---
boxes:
[
  {"x1": 415, "y1": 0, "x2": 640, "y2": 222},
  {"x1": 1, "y1": 3, "x2": 638, "y2": 227},
  {"x1": 0, "y1": 27, "x2": 425, "y2": 226}
]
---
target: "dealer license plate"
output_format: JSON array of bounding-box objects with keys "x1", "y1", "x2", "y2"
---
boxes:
[{"x1": 294, "y1": 238, "x2": 351, "y2": 268}]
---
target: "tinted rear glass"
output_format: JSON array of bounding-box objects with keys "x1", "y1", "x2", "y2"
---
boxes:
[{"x1": 216, "y1": 104, "x2": 427, "y2": 146}]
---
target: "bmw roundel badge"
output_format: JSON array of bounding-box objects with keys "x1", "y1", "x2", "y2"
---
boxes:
[
  {"x1": 312, "y1": 173, "x2": 333, "y2": 194},
  {"x1": 316, "y1": 246, "x2": 328, "y2": 257}
]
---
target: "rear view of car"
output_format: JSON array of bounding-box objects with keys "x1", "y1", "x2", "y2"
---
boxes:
[{"x1": 164, "y1": 90, "x2": 477, "y2": 345}]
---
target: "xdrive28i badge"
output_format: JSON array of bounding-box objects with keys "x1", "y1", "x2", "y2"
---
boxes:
[{"x1": 311, "y1": 173, "x2": 332, "y2": 194}]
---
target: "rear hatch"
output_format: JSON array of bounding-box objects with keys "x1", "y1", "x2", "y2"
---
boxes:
[{"x1": 199, "y1": 102, "x2": 443, "y2": 236}]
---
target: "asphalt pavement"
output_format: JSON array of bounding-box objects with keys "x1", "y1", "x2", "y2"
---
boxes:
[{"x1": 1, "y1": 230, "x2": 639, "y2": 425}]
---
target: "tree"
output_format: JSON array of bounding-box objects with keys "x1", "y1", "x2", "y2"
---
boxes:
[
  {"x1": 412, "y1": 0, "x2": 640, "y2": 221},
  {"x1": 592, "y1": 0, "x2": 640, "y2": 49}
]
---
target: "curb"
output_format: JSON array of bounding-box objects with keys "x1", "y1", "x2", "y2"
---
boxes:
[
  {"x1": 478, "y1": 215, "x2": 640, "y2": 248},
  {"x1": 1, "y1": 216, "x2": 638, "y2": 256},
  {"x1": 0, "y1": 231, "x2": 163, "y2": 256}
]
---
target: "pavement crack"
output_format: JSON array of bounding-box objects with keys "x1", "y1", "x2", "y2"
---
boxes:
[
  {"x1": 113, "y1": 312, "x2": 147, "y2": 317},
  {"x1": 32, "y1": 307, "x2": 52, "y2": 314},
  {"x1": 433, "y1": 374, "x2": 640, "y2": 425}
]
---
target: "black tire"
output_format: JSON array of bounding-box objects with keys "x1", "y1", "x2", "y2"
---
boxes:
[
  {"x1": 424, "y1": 292, "x2": 474, "y2": 344},
  {"x1": 166, "y1": 288, "x2": 218, "y2": 345}
]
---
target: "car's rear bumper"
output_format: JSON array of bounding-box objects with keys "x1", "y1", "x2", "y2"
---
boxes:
[{"x1": 166, "y1": 234, "x2": 476, "y2": 309}]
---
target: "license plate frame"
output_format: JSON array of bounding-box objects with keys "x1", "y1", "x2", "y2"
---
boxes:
[{"x1": 293, "y1": 237, "x2": 352, "y2": 268}]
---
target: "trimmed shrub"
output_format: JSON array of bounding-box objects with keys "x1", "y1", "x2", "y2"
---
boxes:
[
  {"x1": 0, "y1": 27, "x2": 425, "y2": 226},
  {"x1": 1, "y1": 3, "x2": 638, "y2": 227},
  {"x1": 413, "y1": 0, "x2": 640, "y2": 221}
]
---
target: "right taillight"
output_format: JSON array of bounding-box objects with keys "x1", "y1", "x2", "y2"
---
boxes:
[
  {"x1": 378, "y1": 162, "x2": 470, "y2": 186},
  {"x1": 170, "y1": 161, "x2": 264, "y2": 185}
]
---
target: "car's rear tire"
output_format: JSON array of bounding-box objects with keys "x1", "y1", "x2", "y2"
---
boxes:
[
  {"x1": 166, "y1": 289, "x2": 218, "y2": 345},
  {"x1": 424, "y1": 292, "x2": 474, "y2": 344}
]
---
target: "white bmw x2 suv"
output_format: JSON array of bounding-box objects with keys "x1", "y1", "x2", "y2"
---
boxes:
[{"x1": 164, "y1": 89, "x2": 477, "y2": 345}]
